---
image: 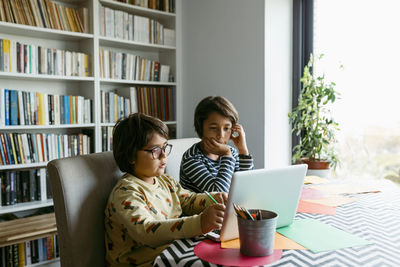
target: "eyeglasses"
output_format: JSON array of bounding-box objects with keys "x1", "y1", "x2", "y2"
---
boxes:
[{"x1": 143, "y1": 143, "x2": 173, "y2": 159}]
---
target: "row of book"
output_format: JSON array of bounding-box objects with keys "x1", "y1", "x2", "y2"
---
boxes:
[
  {"x1": 112, "y1": 0, "x2": 176, "y2": 13},
  {"x1": 136, "y1": 86, "x2": 175, "y2": 121},
  {"x1": 1, "y1": 89, "x2": 92, "y2": 126},
  {"x1": 0, "y1": 0, "x2": 88, "y2": 33},
  {"x1": 0, "y1": 39, "x2": 90, "y2": 76},
  {"x1": 100, "y1": 6, "x2": 172, "y2": 45},
  {"x1": 101, "y1": 126, "x2": 113, "y2": 152},
  {"x1": 100, "y1": 90, "x2": 131, "y2": 124},
  {"x1": 101, "y1": 124, "x2": 176, "y2": 152},
  {"x1": 0, "y1": 235, "x2": 58, "y2": 266},
  {"x1": 0, "y1": 132, "x2": 91, "y2": 166},
  {"x1": 0, "y1": 168, "x2": 50, "y2": 206},
  {"x1": 99, "y1": 48, "x2": 171, "y2": 82}
]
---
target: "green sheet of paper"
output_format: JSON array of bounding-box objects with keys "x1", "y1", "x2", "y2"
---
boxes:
[{"x1": 277, "y1": 219, "x2": 372, "y2": 253}]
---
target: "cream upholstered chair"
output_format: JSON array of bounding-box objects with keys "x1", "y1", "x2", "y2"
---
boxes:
[
  {"x1": 47, "y1": 137, "x2": 199, "y2": 267},
  {"x1": 165, "y1": 137, "x2": 200, "y2": 180}
]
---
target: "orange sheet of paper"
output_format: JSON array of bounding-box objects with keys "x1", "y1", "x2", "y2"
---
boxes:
[
  {"x1": 305, "y1": 195, "x2": 356, "y2": 207},
  {"x1": 304, "y1": 176, "x2": 330, "y2": 185},
  {"x1": 221, "y1": 232, "x2": 306, "y2": 250},
  {"x1": 297, "y1": 200, "x2": 336, "y2": 215}
]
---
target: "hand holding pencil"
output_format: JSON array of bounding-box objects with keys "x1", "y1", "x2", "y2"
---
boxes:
[
  {"x1": 201, "y1": 193, "x2": 226, "y2": 233},
  {"x1": 205, "y1": 191, "x2": 227, "y2": 205}
]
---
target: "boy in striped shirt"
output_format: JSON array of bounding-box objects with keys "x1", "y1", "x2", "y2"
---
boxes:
[{"x1": 180, "y1": 96, "x2": 254, "y2": 193}]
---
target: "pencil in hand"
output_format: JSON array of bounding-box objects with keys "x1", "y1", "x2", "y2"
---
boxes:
[{"x1": 204, "y1": 191, "x2": 218, "y2": 204}]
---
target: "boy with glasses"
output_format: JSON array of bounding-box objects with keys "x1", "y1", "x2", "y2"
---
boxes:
[{"x1": 105, "y1": 113, "x2": 226, "y2": 266}]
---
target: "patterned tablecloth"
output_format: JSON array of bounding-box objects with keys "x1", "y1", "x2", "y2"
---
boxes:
[{"x1": 154, "y1": 182, "x2": 400, "y2": 267}]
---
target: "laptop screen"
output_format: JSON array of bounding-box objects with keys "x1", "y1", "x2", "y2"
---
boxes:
[{"x1": 218, "y1": 164, "x2": 307, "y2": 242}]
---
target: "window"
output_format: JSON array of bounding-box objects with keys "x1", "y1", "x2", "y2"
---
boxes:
[{"x1": 313, "y1": 0, "x2": 400, "y2": 181}]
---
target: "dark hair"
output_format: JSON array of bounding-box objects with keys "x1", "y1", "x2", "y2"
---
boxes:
[
  {"x1": 194, "y1": 96, "x2": 239, "y2": 138},
  {"x1": 113, "y1": 113, "x2": 169, "y2": 174}
]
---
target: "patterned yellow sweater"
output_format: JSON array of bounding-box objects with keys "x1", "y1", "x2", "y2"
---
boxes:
[{"x1": 104, "y1": 173, "x2": 213, "y2": 266}]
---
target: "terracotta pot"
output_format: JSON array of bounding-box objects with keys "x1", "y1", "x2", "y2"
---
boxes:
[{"x1": 297, "y1": 158, "x2": 330, "y2": 170}]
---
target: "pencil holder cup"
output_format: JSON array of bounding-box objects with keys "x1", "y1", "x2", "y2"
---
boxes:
[{"x1": 237, "y1": 209, "x2": 278, "y2": 257}]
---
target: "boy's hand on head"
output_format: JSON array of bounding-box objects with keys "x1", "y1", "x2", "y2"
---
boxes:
[
  {"x1": 231, "y1": 124, "x2": 249, "y2": 155},
  {"x1": 213, "y1": 192, "x2": 228, "y2": 205},
  {"x1": 200, "y1": 204, "x2": 225, "y2": 234},
  {"x1": 203, "y1": 138, "x2": 232, "y2": 157}
]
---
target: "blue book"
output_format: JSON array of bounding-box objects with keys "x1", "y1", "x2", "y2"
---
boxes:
[
  {"x1": 64, "y1": 95, "x2": 70, "y2": 124},
  {"x1": 3, "y1": 132, "x2": 13, "y2": 165},
  {"x1": 4, "y1": 89, "x2": 10, "y2": 125},
  {"x1": 31, "y1": 134, "x2": 38, "y2": 163},
  {"x1": 10, "y1": 90, "x2": 18, "y2": 125},
  {"x1": 9, "y1": 171, "x2": 16, "y2": 205}
]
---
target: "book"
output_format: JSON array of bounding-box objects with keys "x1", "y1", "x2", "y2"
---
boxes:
[
  {"x1": 30, "y1": 239, "x2": 38, "y2": 264},
  {"x1": 8, "y1": 133, "x2": 18, "y2": 164},
  {"x1": 163, "y1": 28, "x2": 176, "y2": 46},
  {"x1": 40, "y1": 168, "x2": 47, "y2": 201},
  {"x1": 0, "y1": 133, "x2": 10, "y2": 164},
  {"x1": 15, "y1": 171, "x2": 21, "y2": 203},
  {"x1": 17, "y1": 90, "x2": 24, "y2": 125},
  {"x1": 160, "y1": 65, "x2": 170, "y2": 82},
  {"x1": 25, "y1": 241, "x2": 32, "y2": 265},
  {"x1": 4, "y1": 89, "x2": 10, "y2": 125},
  {"x1": 21, "y1": 170, "x2": 29, "y2": 202},
  {"x1": 9, "y1": 170, "x2": 16, "y2": 205},
  {"x1": 12, "y1": 244, "x2": 18, "y2": 267},
  {"x1": 29, "y1": 169, "x2": 37, "y2": 201},
  {"x1": 10, "y1": 90, "x2": 18, "y2": 125},
  {"x1": 18, "y1": 242, "x2": 25, "y2": 267},
  {"x1": 12, "y1": 133, "x2": 21, "y2": 164},
  {"x1": 4, "y1": 132, "x2": 14, "y2": 164},
  {"x1": 37, "y1": 238, "x2": 44, "y2": 262}
]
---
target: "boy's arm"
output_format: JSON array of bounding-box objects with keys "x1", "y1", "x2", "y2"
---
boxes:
[
  {"x1": 171, "y1": 178, "x2": 214, "y2": 215},
  {"x1": 113, "y1": 189, "x2": 203, "y2": 248},
  {"x1": 180, "y1": 154, "x2": 235, "y2": 193},
  {"x1": 233, "y1": 148, "x2": 254, "y2": 171}
]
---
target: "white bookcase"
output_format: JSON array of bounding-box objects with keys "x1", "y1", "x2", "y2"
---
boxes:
[{"x1": 0, "y1": 0, "x2": 179, "y2": 266}]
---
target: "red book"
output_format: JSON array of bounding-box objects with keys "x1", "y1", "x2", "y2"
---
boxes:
[
  {"x1": 0, "y1": 133, "x2": 10, "y2": 164},
  {"x1": 69, "y1": 95, "x2": 73, "y2": 124},
  {"x1": 39, "y1": 134, "x2": 45, "y2": 161}
]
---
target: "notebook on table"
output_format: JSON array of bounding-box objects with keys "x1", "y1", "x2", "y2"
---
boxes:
[{"x1": 206, "y1": 164, "x2": 308, "y2": 242}]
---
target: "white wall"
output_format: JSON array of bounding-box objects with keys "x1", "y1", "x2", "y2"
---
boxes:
[
  {"x1": 265, "y1": 0, "x2": 293, "y2": 168},
  {"x1": 179, "y1": 0, "x2": 292, "y2": 169}
]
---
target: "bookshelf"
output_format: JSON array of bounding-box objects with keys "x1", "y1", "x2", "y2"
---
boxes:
[{"x1": 0, "y1": 0, "x2": 178, "y2": 266}]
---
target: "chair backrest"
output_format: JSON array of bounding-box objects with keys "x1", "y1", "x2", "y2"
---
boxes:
[
  {"x1": 47, "y1": 151, "x2": 123, "y2": 267},
  {"x1": 165, "y1": 137, "x2": 200, "y2": 181}
]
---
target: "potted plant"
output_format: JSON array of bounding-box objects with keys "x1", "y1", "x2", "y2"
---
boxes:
[{"x1": 288, "y1": 54, "x2": 340, "y2": 176}]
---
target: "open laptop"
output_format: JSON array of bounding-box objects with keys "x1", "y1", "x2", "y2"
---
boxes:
[{"x1": 206, "y1": 164, "x2": 307, "y2": 242}]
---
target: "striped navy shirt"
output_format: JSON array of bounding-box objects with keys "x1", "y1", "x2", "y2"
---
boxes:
[{"x1": 179, "y1": 142, "x2": 254, "y2": 193}]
